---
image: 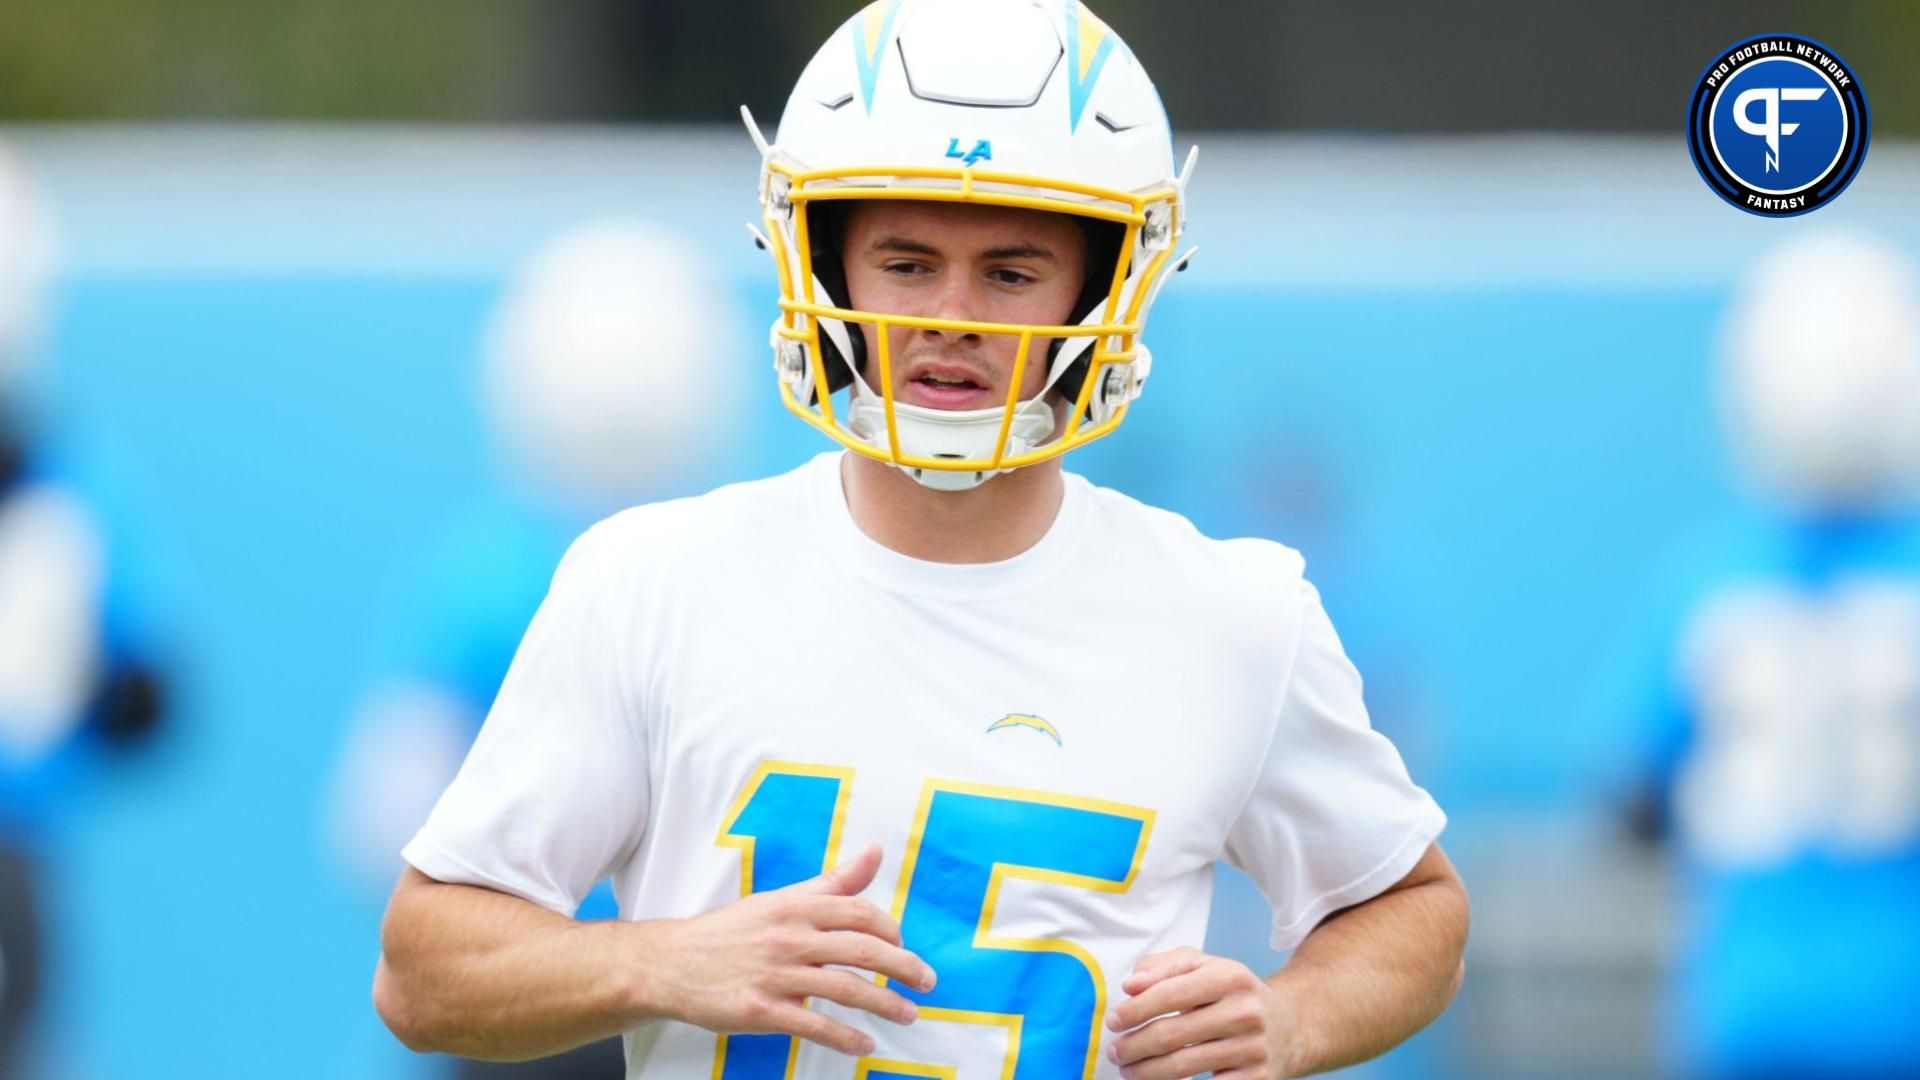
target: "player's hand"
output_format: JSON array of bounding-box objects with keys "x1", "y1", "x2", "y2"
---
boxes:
[
  {"x1": 644, "y1": 841, "x2": 937, "y2": 1058},
  {"x1": 1104, "y1": 946, "x2": 1298, "y2": 1079}
]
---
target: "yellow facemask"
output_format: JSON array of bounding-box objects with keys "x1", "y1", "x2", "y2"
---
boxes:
[{"x1": 749, "y1": 111, "x2": 1194, "y2": 489}]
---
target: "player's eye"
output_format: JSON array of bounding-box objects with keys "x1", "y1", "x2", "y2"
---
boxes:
[
  {"x1": 988, "y1": 268, "x2": 1036, "y2": 286},
  {"x1": 882, "y1": 260, "x2": 931, "y2": 276}
]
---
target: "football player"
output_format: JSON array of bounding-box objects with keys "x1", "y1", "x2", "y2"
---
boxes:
[
  {"x1": 1619, "y1": 230, "x2": 1920, "y2": 1079},
  {"x1": 0, "y1": 139, "x2": 167, "y2": 1071},
  {"x1": 375, "y1": 3, "x2": 1468, "y2": 1078}
]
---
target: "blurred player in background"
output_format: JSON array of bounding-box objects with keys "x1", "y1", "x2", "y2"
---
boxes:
[
  {"x1": 375, "y1": 2, "x2": 1467, "y2": 1077},
  {"x1": 0, "y1": 142, "x2": 166, "y2": 1073},
  {"x1": 1622, "y1": 231, "x2": 1920, "y2": 1079},
  {"x1": 327, "y1": 219, "x2": 739, "y2": 1078}
]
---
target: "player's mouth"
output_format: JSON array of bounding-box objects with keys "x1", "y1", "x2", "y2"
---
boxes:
[{"x1": 899, "y1": 361, "x2": 996, "y2": 411}]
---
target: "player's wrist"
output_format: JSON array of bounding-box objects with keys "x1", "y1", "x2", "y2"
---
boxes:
[
  {"x1": 1262, "y1": 970, "x2": 1326, "y2": 1079},
  {"x1": 609, "y1": 917, "x2": 687, "y2": 1026}
]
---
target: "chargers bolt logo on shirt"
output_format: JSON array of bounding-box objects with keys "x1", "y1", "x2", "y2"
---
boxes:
[
  {"x1": 1687, "y1": 33, "x2": 1869, "y2": 217},
  {"x1": 985, "y1": 712, "x2": 1061, "y2": 746}
]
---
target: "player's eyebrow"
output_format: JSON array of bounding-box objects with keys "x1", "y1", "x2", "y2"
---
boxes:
[
  {"x1": 870, "y1": 236, "x2": 941, "y2": 256},
  {"x1": 868, "y1": 236, "x2": 1058, "y2": 262},
  {"x1": 981, "y1": 242, "x2": 1057, "y2": 262}
]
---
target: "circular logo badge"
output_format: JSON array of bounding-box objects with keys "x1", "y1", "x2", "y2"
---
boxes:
[{"x1": 1687, "y1": 34, "x2": 1869, "y2": 217}]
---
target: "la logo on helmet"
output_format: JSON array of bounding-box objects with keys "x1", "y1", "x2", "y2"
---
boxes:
[{"x1": 944, "y1": 138, "x2": 993, "y2": 166}]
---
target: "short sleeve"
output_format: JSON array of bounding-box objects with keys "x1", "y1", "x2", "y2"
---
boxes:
[
  {"x1": 401, "y1": 523, "x2": 650, "y2": 915},
  {"x1": 1222, "y1": 576, "x2": 1446, "y2": 953}
]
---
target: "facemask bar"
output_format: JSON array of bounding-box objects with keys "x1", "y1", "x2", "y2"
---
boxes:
[
  {"x1": 777, "y1": 306, "x2": 1134, "y2": 471},
  {"x1": 758, "y1": 154, "x2": 1185, "y2": 477}
]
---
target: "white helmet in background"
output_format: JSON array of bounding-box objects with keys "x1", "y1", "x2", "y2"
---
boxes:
[
  {"x1": 0, "y1": 142, "x2": 52, "y2": 404},
  {"x1": 1720, "y1": 230, "x2": 1920, "y2": 514},
  {"x1": 483, "y1": 220, "x2": 741, "y2": 509},
  {"x1": 745, "y1": 0, "x2": 1196, "y2": 490}
]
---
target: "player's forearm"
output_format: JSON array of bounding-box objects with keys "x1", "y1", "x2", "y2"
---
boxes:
[
  {"x1": 374, "y1": 868, "x2": 669, "y2": 1060},
  {"x1": 1267, "y1": 846, "x2": 1469, "y2": 1077}
]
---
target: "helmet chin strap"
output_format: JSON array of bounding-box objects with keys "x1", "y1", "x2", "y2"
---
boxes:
[{"x1": 843, "y1": 371, "x2": 1057, "y2": 491}]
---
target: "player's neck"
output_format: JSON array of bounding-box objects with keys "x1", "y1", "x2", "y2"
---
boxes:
[{"x1": 840, "y1": 451, "x2": 1065, "y2": 564}]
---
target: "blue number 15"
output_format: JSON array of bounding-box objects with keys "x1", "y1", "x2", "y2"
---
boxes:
[{"x1": 713, "y1": 761, "x2": 1155, "y2": 1080}]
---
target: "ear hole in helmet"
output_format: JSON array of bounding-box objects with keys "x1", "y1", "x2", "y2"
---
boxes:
[
  {"x1": 1053, "y1": 218, "x2": 1129, "y2": 405},
  {"x1": 805, "y1": 201, "x2": 864, "y2": 396}
]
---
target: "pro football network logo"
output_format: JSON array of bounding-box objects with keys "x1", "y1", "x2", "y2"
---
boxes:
[{"x1": 1687, "y1": 34, "x2": 1869, "y2": 217}]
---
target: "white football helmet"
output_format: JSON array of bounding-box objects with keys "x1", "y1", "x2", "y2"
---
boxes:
[
  {"x1": 483, "y1": 220, "x2": 741, "y2": 509},
  {"x1": 745, "y1": 0, "x2": 1196, "y2": 490},
  {"x1": 1720, "y1": 230, "x2": 1920, "y2": 513}
]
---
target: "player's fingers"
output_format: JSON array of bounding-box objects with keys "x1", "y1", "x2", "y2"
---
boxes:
[
  {"x1": 786, "y1": 967, "x2": 920, "y2": 1026},
  {"x1": 1107, "y1": 999, "x2": 1264, "y2": 1066},
  {"x1": 793, "y1": 842, "x2": 883, "y2": 897},
  {"x1": 764, "y1": 1002, "x2": 876, "y2": 1058},
  {"x1": 1119, "y1": 945, "x2": 1207, "y2": 995},
  {"x1": 804, "y1": 930, "x2": 937, "y2": 991},
  {"x1": 1106, "y1": 964, "x2": 1236, "y2": 1032},
  {"x1": 804, "y1": 895, "x2": 903, "y2": 945},
  {"x1": 1111, "y1": 1033, "x2": 1265, "y2": 1080}
]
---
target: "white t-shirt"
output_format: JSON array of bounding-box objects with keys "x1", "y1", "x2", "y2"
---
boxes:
[{"x1": 405, "y1": 451, "x2": 1444, "y2": 1080}]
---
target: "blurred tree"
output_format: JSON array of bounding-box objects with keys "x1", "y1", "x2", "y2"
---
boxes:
[{"x1": 0, "y1": 0, "x2": 540, "y2": 119}]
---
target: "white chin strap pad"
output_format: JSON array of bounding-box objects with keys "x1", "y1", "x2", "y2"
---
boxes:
[{"x1": 845, "y1": 379, "x2": 1057, "y2": 491}]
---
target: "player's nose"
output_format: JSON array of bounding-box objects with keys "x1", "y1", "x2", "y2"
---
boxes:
[{"x1": 914, "y1": 272, "x2": 986, "y2": 348}]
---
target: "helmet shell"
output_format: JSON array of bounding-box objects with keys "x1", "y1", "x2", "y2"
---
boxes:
[
  {"x1": 775, "y1": 0, "x2": 1175, "y2": 197},
  {"x1": 1720, "y1": 230, "x2": 1920, "y2": 512}
]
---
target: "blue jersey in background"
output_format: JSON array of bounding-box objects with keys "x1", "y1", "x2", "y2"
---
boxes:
[{"x1": 1630, "y1": 510, "x2": 1920, "y2": 1078}]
